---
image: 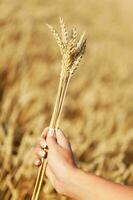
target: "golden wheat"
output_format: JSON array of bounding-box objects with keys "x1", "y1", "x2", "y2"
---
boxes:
[{"x1": 31, "y1": 18, "x2": 86, "y2": 200}]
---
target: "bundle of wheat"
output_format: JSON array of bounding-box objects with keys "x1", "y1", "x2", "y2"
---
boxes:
[{"x1": 32, "y1": 18, "x2": 86, "y2": 200}]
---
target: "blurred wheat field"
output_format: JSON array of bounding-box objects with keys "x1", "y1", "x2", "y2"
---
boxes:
[{"x1": 0, "y1": 0, "x2": 133, "y2": 199}]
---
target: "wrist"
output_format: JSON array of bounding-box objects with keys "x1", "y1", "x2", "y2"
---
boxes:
[{"x1": 62, "y1": 166, "x2": 90, "y2": 200}]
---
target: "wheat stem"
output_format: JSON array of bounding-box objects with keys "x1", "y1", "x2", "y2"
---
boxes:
[
  {"x1": 55, "y1": 74, "x2": 71, "y2": 128},
  {"x1": 49, "y1": 75, "x2": 64, "y2": 128},
  {"x1": 31, "y1": 158, "x2": 47, "y2": 200},
  {"x1": 32, "y1": 75, "x2": 64, "y2": 200}
]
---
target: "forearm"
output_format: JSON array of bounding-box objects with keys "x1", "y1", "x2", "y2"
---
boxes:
[{"x1": 67, "y1": 167, "x2": 133, "y2": 200}]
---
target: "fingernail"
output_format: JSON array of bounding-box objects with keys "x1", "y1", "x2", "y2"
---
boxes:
[
  {"x1": 39, "y1": 150, "x2": 46, "y2": 158},
  {"x1": 48, "y1": 128, "x2": 54, "y2": 137},
  {"x1": 35, "y1": 160, "x2": 41, "y2": 166},
  {"x1": 40, "y1": 140, "x2": 47, "y2": 148},
  {"x1": 57, "y1": 129, "x2": 62, "y2": 135}
]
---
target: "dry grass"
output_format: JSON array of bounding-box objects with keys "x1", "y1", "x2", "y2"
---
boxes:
[{"x1": 0, "y1": 0, "x2": 133, "y2": 199}]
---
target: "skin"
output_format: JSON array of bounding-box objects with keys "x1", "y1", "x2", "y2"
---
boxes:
[{"x1": 35, "y1": 128, "x2": 133, "y2": 200}]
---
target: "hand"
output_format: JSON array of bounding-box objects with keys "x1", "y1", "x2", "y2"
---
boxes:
[
  {"x1": 34, "y1": 128, "x2": 133, "y2": 200},
  {"x1": 35, "y1": 127, "x2": 77, "y2": 197}
]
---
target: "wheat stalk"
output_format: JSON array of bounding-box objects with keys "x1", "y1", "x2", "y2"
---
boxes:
[{"x1": 31, "y1": 18, "x2": 86, "y2": 200}]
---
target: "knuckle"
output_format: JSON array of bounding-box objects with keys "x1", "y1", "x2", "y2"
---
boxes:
[
  {"x1": 36, "y1": 147, "x2": 40, "y2": 154},
  {"x1": 39, "y1": 138, "x2": 44, "y2": 146}
]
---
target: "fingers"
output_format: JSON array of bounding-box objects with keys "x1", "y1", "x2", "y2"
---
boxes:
[
  {"x1": 39, "y1": 137, "x2": 47, "y2": 149},
  {"x1": 34, "y1": 128, "x2": 49, "y2": 167},
  {"x1": 36, "y1": 147, "x2": 47, "y2": 158},
  {"x1": 38, "y1": 127, "x2": 70, "y2": 151},
  {"x1": 34, "y1": 147, "x2": 47, "y2": 167},
  {"x1": 46, "y1": 128, "x2": 57, "y2": 149},
  {"x1": 34, "y1": 127, "x2": 71, "y2": 168},
  {"x1": 35, "y1": 127, "x2": 57, "y2": 167},
  {"x1": 34, "y1": 158, "x2": 42, "y2": 167},
  {"x1": 56, "y1": 129, "x2": 71, "y2": 150},
  {"x1": 41, "y1": 127, "x2": 49, "y2": 139}
]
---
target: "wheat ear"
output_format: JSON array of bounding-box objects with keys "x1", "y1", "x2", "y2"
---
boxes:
[{"x1": 31, "y1": 18, "x2": 86, "y2": 200}]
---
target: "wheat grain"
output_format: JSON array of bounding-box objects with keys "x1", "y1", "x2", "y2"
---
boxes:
[
  {"x1": 46, "y1": 24, "x2": 64, "y2": 55},
  {"x1": 59, "y1": 17, "x2": 68, "y2": 46}
]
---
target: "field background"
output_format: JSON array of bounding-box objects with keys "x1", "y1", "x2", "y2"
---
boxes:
[{"x1": 0, "y1": 0, "x2": 133, "y2": 199}]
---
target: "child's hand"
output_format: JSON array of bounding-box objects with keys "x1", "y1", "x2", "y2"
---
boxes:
[{"x1": 35, "y1": 128, "x2": 77, "y2": 196}]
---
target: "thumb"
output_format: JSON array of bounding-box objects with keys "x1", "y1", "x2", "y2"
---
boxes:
[
  {"x1": 46, "y1": 128, "x2": 57, "y2": 149},
  {"x1": 56, "y1": 129, "x2": 71, "y2": 150}
]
